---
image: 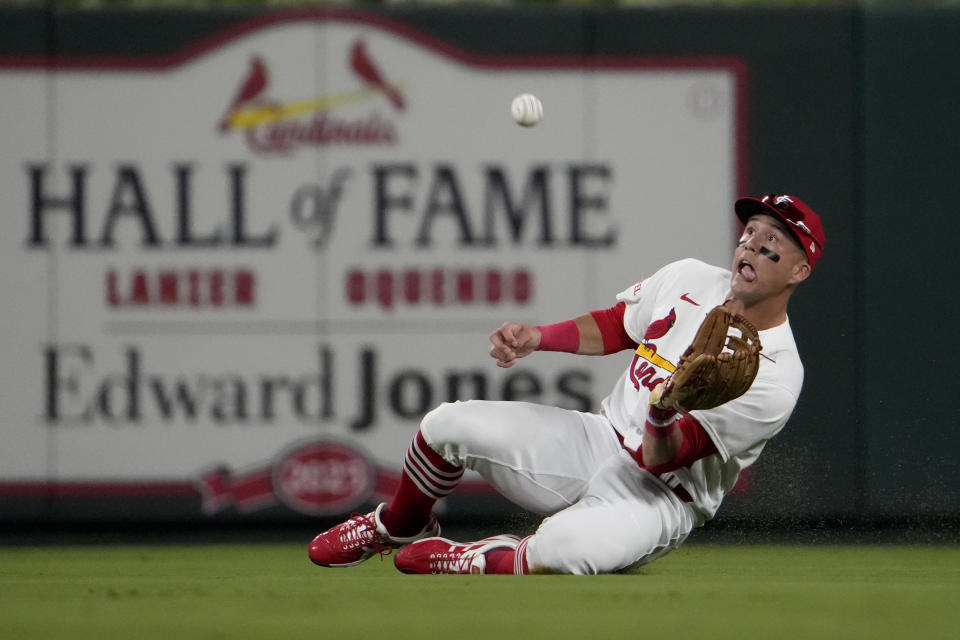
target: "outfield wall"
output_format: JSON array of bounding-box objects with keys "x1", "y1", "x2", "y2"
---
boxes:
[{"x1": 0, "y1": 6, "x2": 956, "y2": 527}]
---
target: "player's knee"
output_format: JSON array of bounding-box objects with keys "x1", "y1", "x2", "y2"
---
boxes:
[
  {"x1": 525, "y1": 529, "x2": 604, "y2": 575},
  {"x1": 528, "y1": 514, "x2": 651, "y2": 575},
  {"x1": 420, "y1": 401, "x2": 462, "y2": 444},
  {"x1": 419, "y1": 400, "x2": 487, "y2": 447},
  {"x1": 420, "y1": 400, "x2": 515, "y2": 470}
]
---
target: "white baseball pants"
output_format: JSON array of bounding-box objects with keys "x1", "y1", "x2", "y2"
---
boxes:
[{"x1": 419, "y1": 399, "x2": 699, "y2": 575}]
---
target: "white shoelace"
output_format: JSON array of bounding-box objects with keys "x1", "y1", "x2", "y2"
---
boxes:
[
  {"x1": 428, "y1": 549, "x2": 476, "y2": 573},
  {"x1": 338, "y1": 515, "x2": 377, "y2": 550}
]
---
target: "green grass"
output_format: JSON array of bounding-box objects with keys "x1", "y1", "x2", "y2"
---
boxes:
[{"x1": 1, "y1": 544, "x2": 958, "y2": 639}]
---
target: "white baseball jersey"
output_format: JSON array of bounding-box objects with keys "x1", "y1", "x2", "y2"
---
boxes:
[
  {"x1": 419, "y1": 257, "x2": 805, "y2": 573},
  {"x1": 600, "y1": 258, "x2": 804, "y2": 520}
]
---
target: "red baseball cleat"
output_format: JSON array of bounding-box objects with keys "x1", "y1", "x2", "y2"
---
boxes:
[
  {"x1": 308, "y1": 503, "x2": 440, "y2": 568},
  {"x1": 394, "y1": 534, "x2": 521, "y2": 574}
]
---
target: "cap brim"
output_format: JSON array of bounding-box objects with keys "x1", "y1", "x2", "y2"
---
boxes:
[
  {"x1": 734, "y1": 197, "x2": 806, "y2": 249},
  {"x1": 734, "y1": 197, "x2": 774, "y2": 225}
]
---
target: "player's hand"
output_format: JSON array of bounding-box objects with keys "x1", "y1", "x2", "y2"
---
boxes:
[{"x1": 489, "y1": 321, "x2": 541, "y2": 368}]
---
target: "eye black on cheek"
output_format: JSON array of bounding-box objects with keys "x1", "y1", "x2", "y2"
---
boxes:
[{"x1": 759, "y1": 246, "x2": 780, "y2": 262}]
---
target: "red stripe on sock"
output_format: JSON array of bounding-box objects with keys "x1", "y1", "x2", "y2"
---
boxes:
[
  {"x1": 380, "y1": 430, "x2": 464, "y2": 538},
  {"x1": 515, "y1": 537, "x2": 531, "y2": 575},
  {"x1": 484, "y1": 548, "x2": 517, "y2": 575},
  {"x1": 414, "y1": 431, "x2": 461, "y2": 475},
  {"x1": 410, "y1": 443, "x2": 463, "y2": 481},
  {"x1": 403, "y1": 457, "x2": 455, "y2": 499},
  {"x1": 485, "y1": 537, "x2": 532, "y2": 574},
  {"x1": 404, "y1": 436, "x2": 463, "y2": 498},
  {"x1": 408, "y1": 445, "x2": 464, "y2": 486}
]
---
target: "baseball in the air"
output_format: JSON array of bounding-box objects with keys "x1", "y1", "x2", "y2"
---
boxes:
[{"x1": 511, "y1": 93, "x2": 543, "y2": 127}]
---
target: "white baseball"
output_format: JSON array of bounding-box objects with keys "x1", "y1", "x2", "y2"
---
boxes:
[{"x1": 511, "y1": 93, "x2": 543, "y2": 127}]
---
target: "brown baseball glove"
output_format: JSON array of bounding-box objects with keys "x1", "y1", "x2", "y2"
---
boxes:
[{"x1": 649, "y1": 305, "x2": 761, "y2": 412}]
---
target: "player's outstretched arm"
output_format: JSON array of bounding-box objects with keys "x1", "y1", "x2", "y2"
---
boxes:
[
  {"x1": 489, "y1": 314, "x2": 605, "y2": 368},
  {"x1": 571, "y1": 314, "x2": 604, "y2": 354}
]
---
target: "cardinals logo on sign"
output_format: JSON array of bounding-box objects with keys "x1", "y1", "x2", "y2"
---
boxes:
[{"x1": 218, "y1": 39, "x2": 404, "y2": 155}]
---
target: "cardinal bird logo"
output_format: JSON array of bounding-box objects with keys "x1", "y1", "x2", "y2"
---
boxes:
[
  {"x1": 350, "y1": 40, "x2": 405, "y2": 110},
  {"x1": 218, "y1": 39, "x2": 404, "y2": 153},
  {"x1": 218, "y1": 56, "x2": 269, "y2": 133},
  {"x1": 630, "y1": 307, "x2": 679, "y2": 390},
  {"x1": 644, "y1": 308, "x2": 676, "y2": 341}
]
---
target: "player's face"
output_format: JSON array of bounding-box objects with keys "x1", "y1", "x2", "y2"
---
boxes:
[{"x1": 730, "y1": 214, "x2": 810, "y2": 302}]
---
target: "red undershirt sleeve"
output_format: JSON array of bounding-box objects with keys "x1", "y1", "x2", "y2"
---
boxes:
[
  {"x1": 589, "y1": 301, "x2": 638, "y2": 354},
  {"x1": 640, "y1": 414, "x2": 718, "y2": 475}
]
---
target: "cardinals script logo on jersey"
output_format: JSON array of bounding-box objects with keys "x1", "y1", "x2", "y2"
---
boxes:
[{"x1": 629, "y1": 308, "x2": 678, "y2": 392}]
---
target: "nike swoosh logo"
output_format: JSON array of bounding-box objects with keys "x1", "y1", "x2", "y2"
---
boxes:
[{"x1": 680, "y1": 293, "x2": 700, "y2": 306}]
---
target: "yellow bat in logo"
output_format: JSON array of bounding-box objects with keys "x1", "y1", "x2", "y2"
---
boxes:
[
  {"x1": 227, "y1": 87, "x2": 384, "y2": 130},
  {"x1": 635, "y1": 344, "x2": 676, "y2": 373}
]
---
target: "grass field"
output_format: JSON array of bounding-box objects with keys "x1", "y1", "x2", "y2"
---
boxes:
[{"x1": 1, "y1": 543, "x2": 958, "y2": 640}]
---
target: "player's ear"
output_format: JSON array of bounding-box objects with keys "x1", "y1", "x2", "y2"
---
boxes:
[{"x1": 789, "y1": 260, "x2": 811, "y2": 285}]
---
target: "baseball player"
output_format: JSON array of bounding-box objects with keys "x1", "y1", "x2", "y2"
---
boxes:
[{"x1": 309, "y1": 194, "x2": 825, "y2": 575}]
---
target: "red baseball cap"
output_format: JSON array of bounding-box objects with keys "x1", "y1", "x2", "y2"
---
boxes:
[{"x1": 734, "y1": 194, "x2": 826, "y2": 269}]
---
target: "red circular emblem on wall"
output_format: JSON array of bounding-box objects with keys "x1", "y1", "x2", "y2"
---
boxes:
[{"x1": 272, "y1": 441, "x2": 378, "y2": 516}]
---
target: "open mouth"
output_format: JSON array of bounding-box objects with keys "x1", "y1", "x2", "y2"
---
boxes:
[{"x1": 738, "y1": 260, "x2": 757, "y2": 282}]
